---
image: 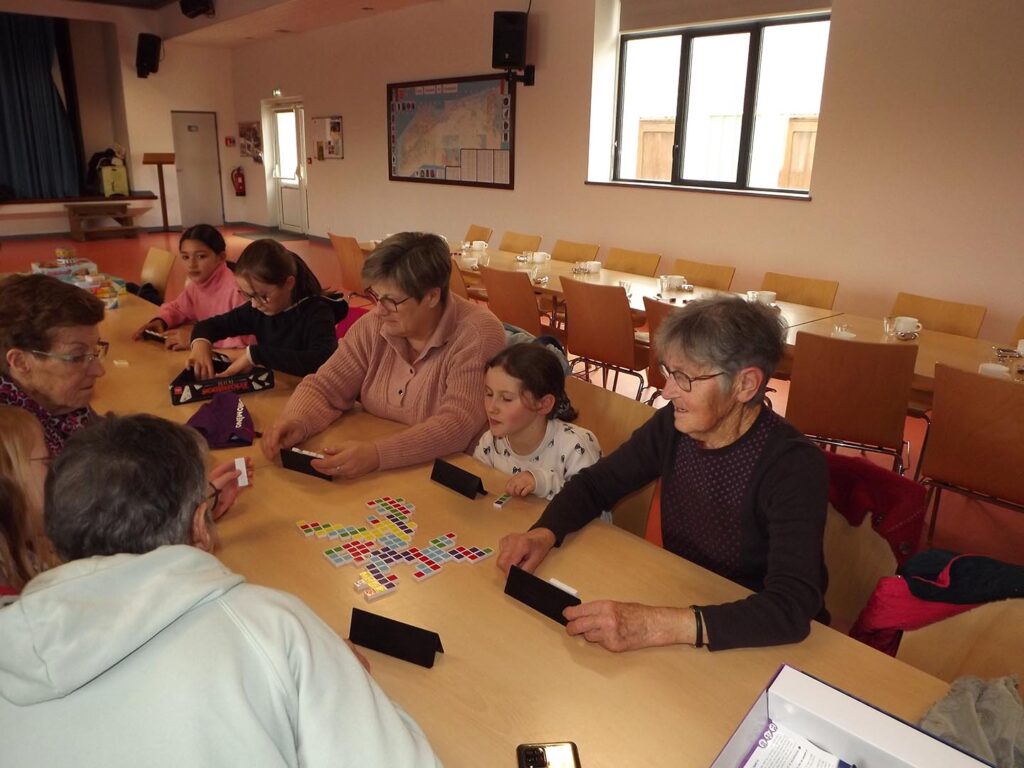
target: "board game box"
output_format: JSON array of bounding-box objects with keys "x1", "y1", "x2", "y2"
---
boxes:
[{"x1": 169, "y1": 354, "x2": 274, "y2": 405}]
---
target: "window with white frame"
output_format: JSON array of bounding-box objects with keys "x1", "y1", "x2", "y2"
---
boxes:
[{"x1": 614, "y1": 14, "x2": 830, "y2": 193}]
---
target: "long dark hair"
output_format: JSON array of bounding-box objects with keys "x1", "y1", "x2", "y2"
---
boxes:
[
  {"x1": 178, "y1": 223, "x2": 226, "y2": 254},
  {"x1": 486, "y1": 343, "x2": 577, "y2": 421},
  {"x1": 235, "y1": 239, "x2": 322, "y2": 302}
]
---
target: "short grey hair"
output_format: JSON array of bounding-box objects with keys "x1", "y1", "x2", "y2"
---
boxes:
[
  {"x1": 655, "y1": 295, "x2": 786, "y2": 399},
  {"x1": 362, "y1": 232, "x2": 451, "y2": 302},
  {"x1": 45, "y1": 414, "x2": 208, "y2": 560}
]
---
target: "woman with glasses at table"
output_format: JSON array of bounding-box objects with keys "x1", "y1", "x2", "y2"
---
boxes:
[
  {"x1": 0, "y1": 274, "x2": 108, "y2": 456},
  {"x1": 187, "y1": 238, "x2": 342, "y2": 379},
  {"x1": 262, "y1": 232, "x2": 506, "y2": 479},
  {"x1": 497, "y1": 295, "x2": 830, "y2": 652}
]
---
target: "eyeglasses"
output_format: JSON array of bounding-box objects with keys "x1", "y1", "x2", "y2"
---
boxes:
[
  {"x1": 204, "y1": 481, "x2": 221, "y2": 514},
  {"x1": 29, "y1": 455, "x2": 53, "y2": 466},
  {"x1": 350, "y1": 288, "x2": 413, "y2": 313},
  {"x1": 238, "y1": 288, "x2": 271, "y2": 305},
  {"x1": 658, "y1": 363, "x2": 727, "y2": 392},
  {"x1": 31, "y1": 341, "x2": 109, "y2": 366}
]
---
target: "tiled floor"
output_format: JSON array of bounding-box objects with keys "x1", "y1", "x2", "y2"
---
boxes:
[{"x1": 4, "y1": 230, "x2": 1022, "y2": 565}]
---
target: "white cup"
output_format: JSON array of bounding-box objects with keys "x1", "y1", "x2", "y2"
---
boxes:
[
  {"x1": 978, "y1": 362, "x2": 1011, "y2": 379},
  {"x1": 1017, "y1": 339, "x2": 1024, "y2": 356},
  {"x1": 756, "y1": 291, "x2": 777, "y2": 305},
  {"x1": 894, "y1": 316, "x2": 922, "y2": 334},
  {"x1": 532, "y1": 251, "x2": 551, "y2": 264},
  {"x1": 460, "y1": 255, "x2": 479, "y2": 269},
  {"x1": 471, "y1": 240, "x2": 487, "y2": 251},
  {"x1": 746, "y1": 290, "x2": 759, "y2": 302},
  {"x1": 584, "y1": 260, "x2": 601, "y2": 274}
]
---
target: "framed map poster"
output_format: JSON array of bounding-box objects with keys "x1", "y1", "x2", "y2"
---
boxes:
[{"x1": 387, "y1": 73, "x2": 515, "y2": 189}]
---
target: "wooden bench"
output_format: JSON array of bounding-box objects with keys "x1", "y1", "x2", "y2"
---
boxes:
[{"x1": 66, "y1": 201, "x2": 138, "y2": 241}]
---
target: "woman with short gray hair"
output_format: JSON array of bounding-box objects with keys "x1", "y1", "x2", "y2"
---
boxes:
[
  {"x1": 263, "y1": 232, "x2": 506, "y2": 479},
  {"x1": 497, "y1": 295, "x2": 829, "y2": 652}
]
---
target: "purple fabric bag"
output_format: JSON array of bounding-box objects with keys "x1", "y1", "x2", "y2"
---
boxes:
[{"x1": 185, "y1": 392, "x2": 258, "y2": 449}]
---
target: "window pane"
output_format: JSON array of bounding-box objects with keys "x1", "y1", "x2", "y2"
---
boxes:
[
  {"x1": 275, "y1": 110, "x2": 298, "y2": 182},
  {"x1": 680, "y1": 32, "x2": 749, "y2": 183},
  {"x1": 749, "y1": 21, "x2": 830, "y2": 190},
  {"x1": 617, "y1": 35, "x2": 681, "y2": 181}
]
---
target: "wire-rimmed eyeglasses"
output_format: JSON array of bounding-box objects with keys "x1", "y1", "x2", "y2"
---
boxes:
[
  {"x1": 658, "y1": 362, "x2": 727, "y2": 392},
  {"x1": 30, "y1": 340, "x2": 109, "y2": 366},
  {"x1": 349, "y1": 288, "x2": 413, "y2": 312}
]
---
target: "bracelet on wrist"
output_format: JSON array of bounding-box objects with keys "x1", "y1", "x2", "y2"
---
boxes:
[{"x1": 690, "y1": 605, "x2": 704, "y2": 649}]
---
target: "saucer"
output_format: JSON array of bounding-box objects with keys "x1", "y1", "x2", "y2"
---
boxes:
[{"x1": 896, "y1": 331, "x2": 919, "y2": 341}]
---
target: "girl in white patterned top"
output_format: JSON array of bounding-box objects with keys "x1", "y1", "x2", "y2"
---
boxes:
[{"x1": 473, "y1": 344, "x2": 601, "y2": 500}]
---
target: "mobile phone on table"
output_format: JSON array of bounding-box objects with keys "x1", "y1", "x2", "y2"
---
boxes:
[
  {"x1": 142, "y1": 329, "x2": 167, "y2": 343},
  {"x1": 516, "y1": 742, "x2": 581, "y2": 768}
]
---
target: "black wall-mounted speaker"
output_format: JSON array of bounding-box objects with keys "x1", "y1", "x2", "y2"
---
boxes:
[
  {"x1": 136, "y1": 33, "x2": 161, "y2": 78},
  {"x1": 180, "y1": 0, "x2": 214, "y2": 19},
  {"x1": 492, "y1": 11, "x2": 527, "y2": 70}
]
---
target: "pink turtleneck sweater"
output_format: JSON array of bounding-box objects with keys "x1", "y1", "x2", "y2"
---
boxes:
[{"x1": 157, "y1": 261, "x2": 253, "y2": 348}]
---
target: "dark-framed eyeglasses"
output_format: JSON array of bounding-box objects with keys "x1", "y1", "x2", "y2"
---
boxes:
[
  {"x1": 238, "y1": 287, "x2": 271, "y2": 305},
  {"x1": 658, "y1": 362, "x2": 727, "y2": 392},
  {"x1": 204, "y1": 481, "x2": 221, "y2": 514},
  {"x1": 349, "y1": 288, "x2": 413, "y2": 313},
  {"x1": 30, "y1": 340, "x2": 109, "y2": 366}
]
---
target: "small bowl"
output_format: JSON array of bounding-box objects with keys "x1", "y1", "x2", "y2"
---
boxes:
[{"x1": 896, "y1": 331, "x2": 919, "y2": 342}]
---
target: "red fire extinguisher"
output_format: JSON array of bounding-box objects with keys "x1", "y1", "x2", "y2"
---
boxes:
[{"x1": 231, "y1": 166, "x2": 246, "y2": 197}]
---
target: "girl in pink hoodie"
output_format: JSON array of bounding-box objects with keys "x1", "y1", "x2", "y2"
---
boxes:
[{"x1": 133, "y1": 225, "x2": 252, "y2": 349}]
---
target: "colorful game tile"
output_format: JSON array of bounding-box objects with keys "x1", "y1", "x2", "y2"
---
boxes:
[{"x1": 354, "y1": 570, "x2": 399, "y2": 602}]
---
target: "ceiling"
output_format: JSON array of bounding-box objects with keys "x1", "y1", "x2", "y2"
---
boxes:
[{"x1": 69, "y1": 0, "x2": 435, "y2": 48}]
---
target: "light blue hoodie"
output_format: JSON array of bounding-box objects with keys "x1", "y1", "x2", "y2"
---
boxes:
[{"x1": 0, "y1": 545, "x2": 441, "y2": 767}]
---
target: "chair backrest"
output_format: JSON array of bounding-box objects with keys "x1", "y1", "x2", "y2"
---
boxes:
[
  {"x1": 498, "y1": 231, "x2": 542, "y2": 254},
  {"x1": 761, "y1": 271, "x2": 839, "y2": 309},
  {"x1": 327, "y1": 232, "x2": 365, "y2": 294},
  {"x1": 671, "y1": 257, "x2": 736, "y2": 291},
  {"x1": 918, "y1": 364, "x2": 1024, "y2": 506},
  {"x1": 551, "y1": 239, "x2": 600, "y2": 263},
  {"x1": 140, "y1": 247, "x2": 175, "y2": 300},
  {"x1": 565, "y1": 376, "x2": 656, "y2": 536},
  {"x1": 448, "y1": 258, "x2": 470, "y2": 300},
  {"x1": 890, "y1": 291, "x2": 986, "y2": 338},
  {"x1": 897, "y1": 599, "x2": 1024, "y2": 684},
  {"x1": 822, "y1": 505, "x2": 897, "y2": 632},
  {"x1": 605, "y1": 247, "x2": 660, "y2": 277},
  {"x1": 562, "y1": 277, "x2": 637, "y2": 369},
  {"x1": 1015, "y1": 315, "x2": 1024, "y2": 343},
  {"x1": 641, "y1": 296, "x2": 681, "y2": 390},
  {"x1": 464, "y1": 224, "x2": 492, "y2": 244},
  {"x1": 786, "y1": 332, "x2": 917, "y2": 450},
  {"x1": 478, "y1": 265, "x2": 543, "y2": 336}
]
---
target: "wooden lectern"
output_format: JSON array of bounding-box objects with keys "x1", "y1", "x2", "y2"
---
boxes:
[{"x1": 142, "y1": 153, "x2": 175, "y2": 232}]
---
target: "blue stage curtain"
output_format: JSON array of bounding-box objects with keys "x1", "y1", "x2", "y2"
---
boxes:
[{"x1": 0, "y1": 12, "x2": 80, "y2": 199}]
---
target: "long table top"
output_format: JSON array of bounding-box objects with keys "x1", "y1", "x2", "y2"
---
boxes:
[{"x1": 89, "y1": 294, "x2": 953, "y2": 767}]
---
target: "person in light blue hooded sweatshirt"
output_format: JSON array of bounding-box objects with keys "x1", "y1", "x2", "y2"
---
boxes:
[{"x1": 0, "y1": 414, "x2": 441, "y2": 768}]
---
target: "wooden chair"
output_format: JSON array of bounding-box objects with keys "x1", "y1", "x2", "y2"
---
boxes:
[
  {"x1": 1015, "y1": 315, "x2": 1024, "y2": 342},
  {"x1": 671, "y1": 257, "x2": 735, "y2": 291},
  {"x1": 639, "y1": 296, "x2": 681, "y2": 398},
  {"x1": 565, "y1": 376, "x2": 655, "y2": 536},
  {"x1": 448, "y1": 258, "x2": 470, "y2": 300},
  {"x1": 551, "y1": 239, "x2": 600, "y2": 263},
  {"x1": 140, "y1": 247, "x2": 175, "y2": 300},
  {"x1": 562, "y1": 277, "x2": 650, "y2": 400},
  {"x1": 822, "y1": 505, "x2": 897, "y2": 633},
  {"x1": 478, "y1": 265, "x2": 544, "y2": 336},
  {"x1": 786, "y1": 332, "x2": 918, "y2": 474},
  {"x1": 761, "y1": 271, "x2": 839, "y2": 309},
  {"x1": 605, "y1": 247, "x2": 660, "y2": 277},
  {"x1": 327, "y1": 232, "x2": 366, "y2": 294},
  {"x1": 918, "y1": 364, "x2": 1024, "y2": 542},
  {"x1": 463, "y1": 224, "x2": 492, "y2": 244},
  {"x1": 890, "y1": 292, "x2": 986, "y2": 338},
  {"x1": 897, "y1": 599, "x2": 1024, "y2": 685},
  {"x1": 498, "y1": 231, "x2": 542, "y2": 254}
]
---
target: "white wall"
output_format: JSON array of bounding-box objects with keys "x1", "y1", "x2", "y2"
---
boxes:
[{"x1": 226, "y1": 0, "x2": 1023, "y2": 338}]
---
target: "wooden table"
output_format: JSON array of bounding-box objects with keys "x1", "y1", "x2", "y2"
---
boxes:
[
  {"x1": 782, "y1": 312, "x2": 1005, "y2": 406},
  {"x1": 93, "y1": 294, "x2": 951, "y2": 768},
  {"x1": 463, "y1": 248, "x2": 841, "y2": 329}
]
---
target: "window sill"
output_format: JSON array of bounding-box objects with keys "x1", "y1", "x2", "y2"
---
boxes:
[{"x1": 584, "y1": 179, "x2": 812, "y2": 201}]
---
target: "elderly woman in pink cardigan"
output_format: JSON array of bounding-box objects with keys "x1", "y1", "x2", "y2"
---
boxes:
[{"x1": 262, "y1": 232, "x2": 506, "y2": 479}]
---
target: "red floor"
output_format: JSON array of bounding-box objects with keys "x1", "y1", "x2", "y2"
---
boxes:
[{"x1": 3, "y1": 230, "x2": 1022, "y2": 565}]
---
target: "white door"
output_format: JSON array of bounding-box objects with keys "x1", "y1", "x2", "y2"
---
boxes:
[
  {"x1": 272, "y1": 105, "x2": 308, "y2": 233},
  {"x1": 171, "y1": 111, "x2": 224, "y2": 226}
]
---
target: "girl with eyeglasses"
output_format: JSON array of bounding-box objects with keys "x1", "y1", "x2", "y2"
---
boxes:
[
  {"x1": 0, "y1": 407, "x2": 61, "y2": 598},
  {"x1": 188, "y1": 239, "x2": 343, "y2": 379},
  {"x1": 133, "y1": 224, "x2": 253, "y2": 350}
]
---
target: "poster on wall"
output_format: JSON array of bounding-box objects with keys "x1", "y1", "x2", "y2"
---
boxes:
[
  {"x1": 238, "y1": 121, "x2": 263, "y2": 164},
  {"x1": 387, "y1": 73, "x2": 515, "y2": 189},
  {"x1": 312, "y1": 116, "x2": 344, "y2": 160}
]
